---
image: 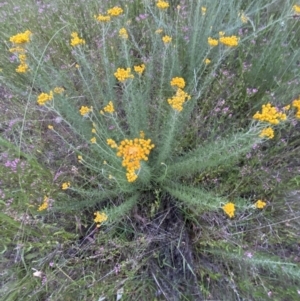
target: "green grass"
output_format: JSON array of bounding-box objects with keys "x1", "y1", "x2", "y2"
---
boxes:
[{"x1": 1, "y1": 0, "x2": 300, "y2": 300}]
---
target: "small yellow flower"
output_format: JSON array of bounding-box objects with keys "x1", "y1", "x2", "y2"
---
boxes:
[
  {"x1": 219, "y1": 35, "x2": 239, "y2": 47},
  {"x1": 102, "y1": 101, "x2": 115, "y2": 113},
  {"x1": 201, "y1": 6, "x2": 207, "y2": 15},
  {"x1": 219, "y1": 31, "x2": 225, "y2": 37},
  {"x1": 70, "y1": 32, "x2": 85, "y2": 47},
  {"x1": 91, "y1": 128, "x2": 96, "y2": 133},
  {"x1": 107, "y1": 138, "x2": 118, "y2": 148},
  {"x1": 259, "y1": 127, "x2": 274, "y2": 139},
  {"x1": 170, "y1": 77, "x2": 186, "y2": 89},
  {"x1": 222, "y1": 202, "x2": 235, "y2": 218},
  {"x1": 75, "y1": 64, "x2": 80, "y2": 68},
  {"x1": 156, "y1": 1, "x2": 169, "y2": 9},
  {"x1": 134, "y1": 64, "x2": 146, "y2": 75},
  {"x1": 94, "y1": 14, "x2": 111, "y2": 22},
  {"x1": 48, "y1": 125, "x2": 54, "y2": 130},
  {"x1": 53, "y1": 87, "x2": 64, "y2": 94},
  {"x1": 119, "y1": 27, "x2": 128, "y2": 39},
  {"x1": 16, "y1": 63, "x2": 29, "y2": 73},
  {"x1": 107, "y1": 6, "x2": 123, "y2": 16},
  {"x1": 162, "y1": 35, "x2": 172, "y2": 44},
  {"x1": 283, "y1": 105, "x2": 290, "y2": 111},
  {"x1": 62, "y1": 182, "x2": 71, "y2": 190},
  {"x1": 293, "y1": 4, "x2": 300, "y2": 14},
  {"x1": 239, "y1": 11, "x2": 248, "y2": 23},
  {"x1": 255, "y1": 200, "x2": 266, "y2": 209},
  {"x1": 204, "y1": 58, "x2": 211, "y2": 64},
  {"x1": 79, "y1": 106, "x2": 92, "y2": 116},
  {"x1": 37, "y1": 91, "x2": 54, "y2": 105},
  {"x1": 167, "y1": 88, "x2": 191, "y2": 112},
  {"x1": 114, "y1": 68, "x2": 134, "y2": 82},
  {"x1": 78, "y1": 155, "x2": 83, "y2": 162},
  {"x1": 10, "y1": 30, "x2": 32, "y2": 44},
  {"x1": 90, "y1": 137, "x2": 96, "y2": 144},
  {"x1": 155, "y1": 29, "x2": 163, "y2": 34},
  {"x1": 292, "y1": 99, "x2": 300, "y2": 118},
  {"x1": 208, "y1": 37, "x2": 218, "y2": 46},
  {"x1": 38, "y1": 196, "x2": 49, "y2": 211},
  {"x1": 94, "y1": 211, "x2": 108, "y2": 227},
  {"x1": 253, "y1": 103, "x2": 287, "y2": 124}
]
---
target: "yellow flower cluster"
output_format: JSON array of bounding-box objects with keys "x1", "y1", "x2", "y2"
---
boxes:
[
  {"x1": 293, "y1": 4, "x2": 300, "y2": 13},
  {"x1": 134, "y1": 64, "x2": 146, "y2": 75},
  {"x1": 253, "y1": 103, "x2": 287, "y2": 125},
  {"x1": 239, "y1": 11, "x2": 248, "y2": 23},
  {"x1": 90, "y1": 137, "x2": 97, "y2": 144},
  {"x1": 204, "y1": 58, "x2": 211, "y2": 65},
  {"x1": 222, "y1": 202, "x2": 235, "y2": 218},
  {"x1": 9, "y1": 30, "x2": 32, "y2": 44},
  {"x1": 219, "y1": 35, "x2": 239, "y2": 47},
  {"x1": 94, "y1": 211, "x2": 108, "y2": 227},
  {"x1": 168, "y1": 77, "x2": 191, "y2": 112},
  {"x1": 292, "y1": 98, "x2": 300, "y2": 118},
  {"x1": 208, "y1": 37, "x2": 219, "y2": 47},
  {"x1": 79, "y1": 106, "x2": 92, "y2": 116},
  {"x1": 38, "y1": 196, "x2": 49, "y2": 211},
  {"x1": 53, "y1": 87, "x2": 64, "y2": 94},
  {"x1": 201, "y1": 7, "x2": 207, "y2": 15},
  {"x1": 107, "y1": 6, "x2": 123, "y2": 16},
  {"x1": 9, "y1": 31, "x2": 32, "y2": 73},
  {"x1": 37, "y1": 91, "x2": 54, "y2": 105},
  {"x1": 170, "y1": 77, "x2": 185, "y2": 89},
  {"x1": 162, "y1": 35, "x2": 172, "y2": 44},
  {"x1": 70, "y1": 32, "x2": 85, "y2": 47},
  {"x1": 94, "y1": 14, "x2": 111, "y2": 22},
  {"x1": 119, "y1": 27, "x2": 128, "y2": 39},
  {"x1": 259, "y1": 127, "x2": 274, "y2": 139},
  {"x1": 107, "y1": 134, "x2": 155, "y2": 182},
  {"x1": 255, "y1": 200, "x2": 266, "y2": 209},
  {"x1": 156, "y1": 1, "x2": 169, "y2": 9},
  {"x1": 114, "y1": 68, "x2": 134, "y2": 82},
  {"x1": 62, "y1": 182, "x2": 71, "y2": 190},
  {"x1": 101, "y1": 101, "x2": 115, "y2": 114}
]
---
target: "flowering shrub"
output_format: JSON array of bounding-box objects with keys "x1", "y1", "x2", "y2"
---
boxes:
[{"x1": 1, "y1": 1, "x2": 300, "y2": 300}]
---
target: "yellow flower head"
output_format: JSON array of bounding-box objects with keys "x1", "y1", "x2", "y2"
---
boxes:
[
  {"x1": 119, "y1": 27, "x2": 128, "y2": 39},
  {"x1": 170, "y1": 77, "x2": 186, "y2": 89},
  {"x1": 204, "y1": 58, "x2": 211, "y2": 64},
  {"x1": 222, "y1": 202, "x2": 235, "y2": 218},
  {"x1": 114, "y1": 68, "x2": 134, "y2": 82},
  {"x1": 208, "y1": 37, "x2": 218, "y2": 46},
  {"x1": 156, "y1": 1, "x2": 169, "y2": 9},
  {"x1": 94, "y1": 211, "x2": 108, "y2": 227},
  {"x1": 253, "y1": 103, "x2": 287, "y2": 124},
  {"x1": 37, "y1": 91, "x2": 53, "y2": 105},
  {"x1": 162, "y1": 35, "x2": 172, "y2": 44},
  {"x1": 293, "y1": 4, "x2": 300, "y2": 14},
  {"x1": 62, "y1": 182, "x2": 71, "y2": 190},
  {"x1": 102, "y1": 101, "x2": 115, "y2": 113},
  {"x1": 78, "y1": 155, "x2": 83, "y2": 162},
  {"x1": 255, "y1": 200, "x2": 266, "y2": 209},
  {"x1": 38, "y1": 196, "x2": 49, "y2": 211},
  {"x1": 134, "y1": 64, "x2": 146, "y2": 75},
  {"x1": 201, "y1": 7, "x2": 207, "y2": 15},
  {"x1": 94, "y1": 14, "x2": 111, "y2": 22},
  {"x1": 48, "y1": 125, "x2": 54, "y2": 130},
  {"x1": 53, "y1": 87, "x2": 64, "y2": 94},
  {"x1": 79, "y1": 106, "x2": 92, "y2": 116},
  {"x1": 70, "y1": 32, "x2": 85, "y2": 47},
  {"x1": 292, "y1": 99, "x2": 300, "y2": 119},
  {"x1": 219, "y1": 35, "x2": 239, "y2": 47},
  {"x1": 16, "y1": 63, "x2": 29, "y2": 73},
  {"x1": 90, "y1": 137, "x2": 97, "y2": 144},
  {"x1": 10, "y1": 30, "x2": 32, "y2": 44},
  {"x1": 107, "y1": 6, "x2": 123, "y2": 16},
  {"x1": 108, "y1": 134, "x2": 155, "y2": 182},
  {"x1": 239, "y1": 11, "x2": 248, "y2": 23},
  {"x1": 259, "y1": 127, "x2": 274, "y2": 139},
  {"x1": 167, "y1": 88, "x2": 191, "y2": 112}
]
